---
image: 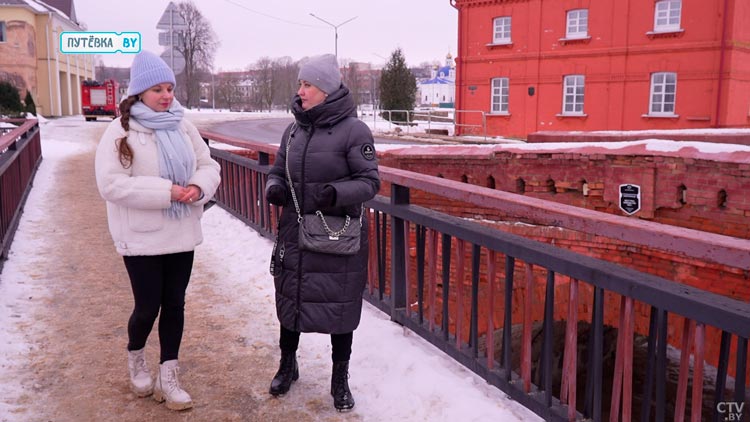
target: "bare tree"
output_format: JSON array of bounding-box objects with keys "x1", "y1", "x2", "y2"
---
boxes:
[
  {"x1": 175, "y1": 1, "x2": 218, "y2": 108},
  {"x1": 215, "y1": 75, "x2": 243, "y2": 110},
  {"x1": 367, "y1": 67, "x2": 381, "y2": 109},
  {"x1": 342, "y1": 62, "x2": 361, "y2": 107},
  {"x1": 271, "y1": 57, "x2": 299, "y2": 112},
  {"x1": 94, "y1": 61, "x2": 114, "y2": 81},
  {"x1": 252, "y1": 57, "x2": 274, "y2": 112}
]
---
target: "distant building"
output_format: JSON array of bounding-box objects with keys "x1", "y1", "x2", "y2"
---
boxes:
[
  {"x1": 94, "y1": 64, "x2": 129, "y2": 99},
  {"x1": 417, "y1": 53, "x2": 455, "y2": 107},
  {"x1": 342, "y1": 62, "x2": 381, "y2": 108},
  {"x1": 0, "y1": 0, "x2": 94, "y2": 116},
  {"x1": 451, "y1": 0, "x2": 750, "y2": 138},
  {"x1": 210, "y1": 70, "x2": 257, "y2": 111}
]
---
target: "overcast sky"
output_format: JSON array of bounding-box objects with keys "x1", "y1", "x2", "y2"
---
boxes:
[{"x1": 72, "y1": 0, "x2": 459, "y2": 71}]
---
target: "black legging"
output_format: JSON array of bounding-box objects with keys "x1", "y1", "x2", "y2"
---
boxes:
[
  {"x1": 279, "y1": 325, "x2": 353, "y2": 362},
  {"x1": 123, "y1": 251, "x2": 194, "y2": 363}
]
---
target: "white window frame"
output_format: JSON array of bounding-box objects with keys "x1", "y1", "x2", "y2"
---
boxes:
[
  {"x1": 490, "y1": 77, "x2": 509, "y2": 114},
  {"x1": 566, "y1": 9, "x2": 588, "y2": 39},
  {"x1": 649, "y1": 72, "x2": 677, "y2": 116},
  {"x1": 562, "y1": 75, "x2": 585, "y2": 115},
  {"x1": 654, "y1": 0, "x2": 681, "y2": 32},
  {"x1": 493, "y1": 17, "x2": 512, "y2": 44}
]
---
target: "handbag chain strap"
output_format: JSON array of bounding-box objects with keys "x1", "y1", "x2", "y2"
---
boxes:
[
  {"x1": 284, "y1": 123, "x2": 304, "y2": 222},
  {"x1": 314, "y1": 210, "x2": 351, "y2": 237},
  {"x1": 283, "y1": 123, "x2": 361, "y2": 237}
]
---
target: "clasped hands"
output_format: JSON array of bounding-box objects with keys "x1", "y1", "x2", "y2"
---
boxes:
[{"x1": 171, "y1": 184, "x2": 202, "y2": 204}]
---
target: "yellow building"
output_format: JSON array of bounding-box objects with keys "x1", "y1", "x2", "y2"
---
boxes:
[{"x1": 0, "y1": 0, "x2": 94, "y2": 117}]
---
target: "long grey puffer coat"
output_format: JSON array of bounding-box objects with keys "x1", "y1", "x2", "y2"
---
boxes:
[{"x1": 266, "y1": 85, "x2": 380, "y2": 334}]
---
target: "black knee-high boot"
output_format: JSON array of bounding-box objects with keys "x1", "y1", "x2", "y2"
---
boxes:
[
  {"x1": 269, "y1": 350, "x2": 299, "y2": 396},
  {"x1": 331, "y1": 361, "x2": 355, "y2": 411}
]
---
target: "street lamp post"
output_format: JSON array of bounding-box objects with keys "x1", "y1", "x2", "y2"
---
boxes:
[{"x1": 309, "y1": 13, "x2": 358, "y2": 58}]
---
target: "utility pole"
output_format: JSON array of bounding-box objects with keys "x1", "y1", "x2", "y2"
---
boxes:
[{"x1": 309, "y1": 13, "x2": 358, "y2": 58}]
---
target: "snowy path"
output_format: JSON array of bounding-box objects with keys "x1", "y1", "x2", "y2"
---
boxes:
[{"x1": 0, "y1": 114, "x2": 540, "y2": 422}]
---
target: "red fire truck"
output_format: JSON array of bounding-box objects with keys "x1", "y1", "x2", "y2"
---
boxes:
[{"x1": 81, "y1": 79, "x2": 120, "y2": 121}]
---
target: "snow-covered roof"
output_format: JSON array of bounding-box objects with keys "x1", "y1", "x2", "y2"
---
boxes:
[
  {"x1": 0, "y1": 0, "x2": 47, "y2": 12},
  {"x1": 0, "y1": 0, "x2": 75, "y2": 23},
  {"x1": 420, "y1": 77, "x2": 454, "y2": 85},
  {"x1": 382, "y1": 139, "x2": 750, "y2": 164}
]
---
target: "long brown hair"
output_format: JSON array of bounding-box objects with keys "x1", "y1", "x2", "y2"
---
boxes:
[{"x1": 116, "y1": 96, "x2": 139, "y2": 168}]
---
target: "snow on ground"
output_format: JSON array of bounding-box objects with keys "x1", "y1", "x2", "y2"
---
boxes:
[
  {"x1": 0, "y1": 113, "x2": 541, "y2": 421},
  {"x1": 0, "y1": 119, "x2": 90, "y2": 419},
  {"x1": 199, "y1": 203, "x2": 537, "y2": 422},
  {"x1": 8, "y1": 110, "x2": 742, "y2": 420}
]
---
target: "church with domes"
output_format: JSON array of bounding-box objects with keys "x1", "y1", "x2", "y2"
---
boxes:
[{"x1": 417, "y1": 53, "x2": 455, "y2": 108}]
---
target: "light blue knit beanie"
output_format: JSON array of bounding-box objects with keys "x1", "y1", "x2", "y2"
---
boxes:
[
  {"x1": 127, "y1": 51, "x2": 177, "y2": 96},
  {"x1": 298, "y1": 54, "x2": 341, "y2": 94}
]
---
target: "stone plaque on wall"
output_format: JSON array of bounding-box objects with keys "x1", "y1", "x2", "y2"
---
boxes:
[{"x1": 619, "y1": 184, "x2": 641, "y2": 215}]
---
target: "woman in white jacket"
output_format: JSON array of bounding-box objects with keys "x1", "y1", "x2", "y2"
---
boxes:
[{"x1": 94, "y1": 50, "x2": 220, "y2": 411}]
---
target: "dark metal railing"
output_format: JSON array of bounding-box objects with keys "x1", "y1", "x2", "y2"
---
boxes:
[
  {"x1": 202, "y1": 130, "x2": 280, "y2": 239},
  {"x1": 364, "y1": 188, "x2": 750, "y2": 421},
  {"x1": 210, "y1": 147, "x2": 275, "y2": 239},
  {"x1": 202, "y1": 131, "x2": 750, "y2": 422},
  {"x1": 0, "y1": 119, "x2": 42, "y2": 270}
]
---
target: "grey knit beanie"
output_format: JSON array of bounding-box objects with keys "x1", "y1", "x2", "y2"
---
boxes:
[
  {"x1": 298, "y1": 54, "x2": 341, "y2": 94},
  {"x1": 127, "y1": 51, "x2": 177, "y2": 96}
]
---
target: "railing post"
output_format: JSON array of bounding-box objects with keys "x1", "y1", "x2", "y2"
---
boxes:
[
  {"x1": 390, "y1": 183, "x2": 410, "y2": 320},
  {"x1": 258, "y1": 151, "x2": 270, "y2": 166},
  {"x1": 441, "y1": 233, "x2": 452, "y2": 341}
]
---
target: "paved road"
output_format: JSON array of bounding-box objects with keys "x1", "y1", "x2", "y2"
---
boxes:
[{"x1": 207, "y1": 117, "x2": 425, "y2": 145}]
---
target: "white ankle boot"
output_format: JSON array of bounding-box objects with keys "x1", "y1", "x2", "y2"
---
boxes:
[
  {"x1": 153, "y1": 359, "x2": 193, "y2": 410},
  {"x1": 127, "y1": 348, "x2": 153, "y2": 397}
]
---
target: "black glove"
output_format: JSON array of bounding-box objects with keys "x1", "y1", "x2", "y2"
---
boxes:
[
  {"x1": 313, "y1": 184, "x2": 336, "y2": 208},
  {"x1": 266, "y1": 184, "x2": 287, "y2": 206}
]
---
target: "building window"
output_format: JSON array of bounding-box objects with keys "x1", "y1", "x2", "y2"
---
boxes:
[
  {"x1": 562, "y1": 75, "x2": 585, "y2": 115},
  {"x1": 649, "y1": 72, "x2": 677, "y2": 115},
  {"x1": 491, "y1": 77, "x2": 509, "y2": 114},
  {"x1": 566, "y1": 9, "x2": 588, "y2": 38},
  {"x1": 493, "y1": 17, "x2": 511, "y2": 44},
  {"x1": 0, "y1": 21, "x2": 6, "y2": 43},
  {"x1": 654, "y1": 0, "x2": 681, "y2": 32}
]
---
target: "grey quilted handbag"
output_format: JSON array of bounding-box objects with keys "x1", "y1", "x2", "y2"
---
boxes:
[
  {"x1": 298, "y1": 212, "x2": 361, "y2": 255},
  {"x1": 285, "y1": 123, "x2": 362, "y2": 256}
]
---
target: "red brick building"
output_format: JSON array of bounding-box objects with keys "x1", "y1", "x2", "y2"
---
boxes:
[{"x1": 450, "y1": 0, "x2": 750, "y2": 138}]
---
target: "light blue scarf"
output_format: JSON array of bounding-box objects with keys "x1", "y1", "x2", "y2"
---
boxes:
[{"x1": 130, "y1": 99, "x2": 194, "y2": 219}]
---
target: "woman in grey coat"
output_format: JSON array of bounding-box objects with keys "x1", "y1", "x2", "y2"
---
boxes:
[{"x1": 264, "y1": 54, "x2": 380, "y2": 411}]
